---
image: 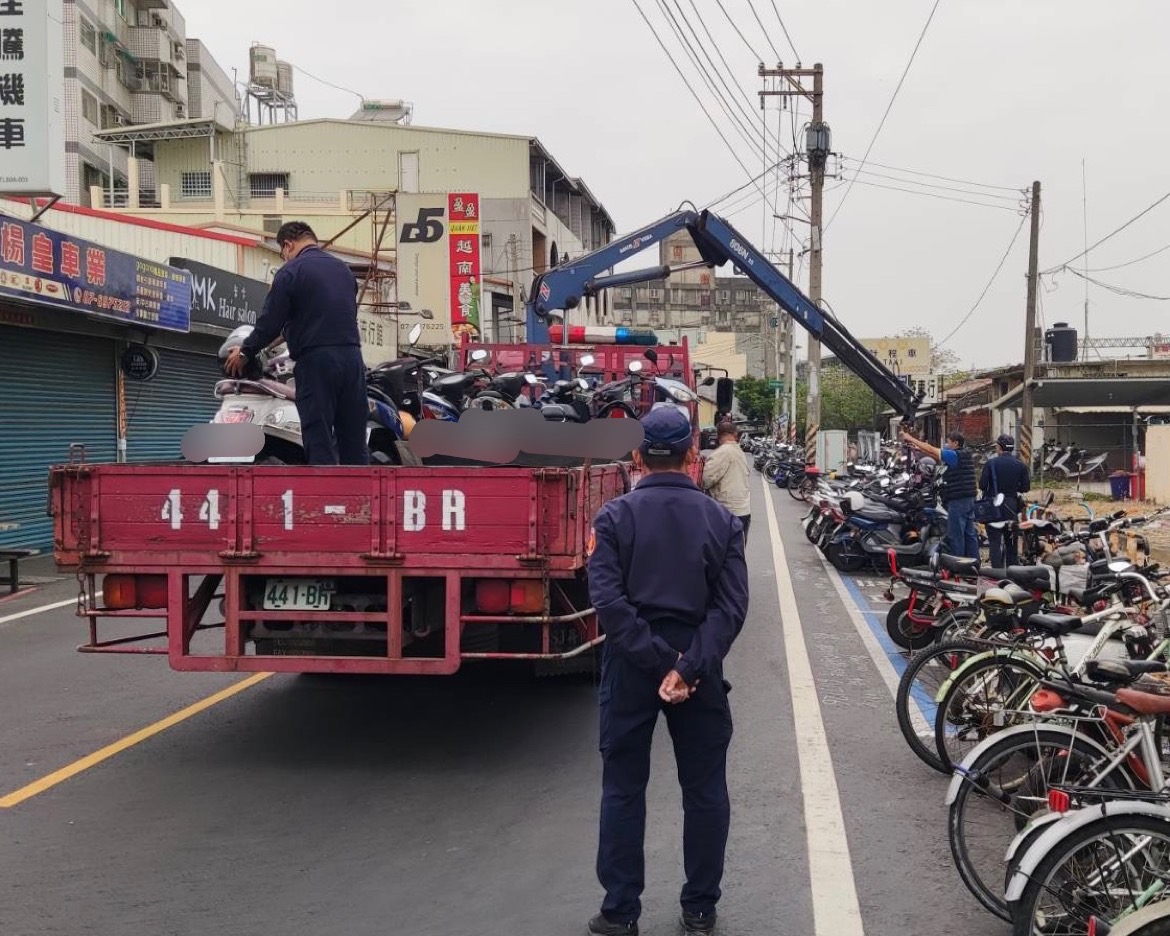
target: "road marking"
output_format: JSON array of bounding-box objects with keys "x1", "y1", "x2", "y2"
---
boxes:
[
  {"x1": 761, "y1": 482, "x2": 865, "y2": 936},
  {"x1": 0, "y1": 672, "x2": 272, "y2": 808},
  {"x1": 814, "y1": 551, "x2": 932, "y2": 737},
  {"x1": 0, "y1": 592, "x2": 102, "y2": 629}
]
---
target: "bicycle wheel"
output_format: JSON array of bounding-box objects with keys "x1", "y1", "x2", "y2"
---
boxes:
[
  {"x1": 948, "y1": 726, "x2": 1132, "y2": 922},
  {"x1": 886, "y1": 597, "x2": 940, "y2": 651},
  {"x1": 895, "y1": 638, "x2": 987, "y2": 773},
  {"x1": 934, "y1": 652, "x2": 1049, "y2": 770},
  {"x1": 786, "y1": 472, "x2": 807, "y2": 501},
  {"x1": 1010, "y1": 813, "x2": 1170, "y2": 936}
]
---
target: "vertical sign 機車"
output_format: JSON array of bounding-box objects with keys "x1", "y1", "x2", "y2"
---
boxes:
[
  {"x1": 0, "y1": 0, "x2": 67, "y2": 197},
  {"x1": 396, "y1": 192, "x2": 452, "y2": 344},
  {"x1": 447, "y1": 193, "x2": 481, "y2": 341}
]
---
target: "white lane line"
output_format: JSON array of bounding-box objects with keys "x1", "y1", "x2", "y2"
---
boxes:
[
  {"x1": 0, "y1": 593, "x2": 101, "y2": 628},
  {"x1": 814, "y1": 551, "x2": 931, "y2": 738},
  {"x1": 761, "y1": 481, "x2": 865, "y2": 936}
]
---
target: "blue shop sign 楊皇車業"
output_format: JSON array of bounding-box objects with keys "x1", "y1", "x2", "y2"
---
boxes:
[{"x1": 0, "y1": 216, "x2": 191, "y2": 333}]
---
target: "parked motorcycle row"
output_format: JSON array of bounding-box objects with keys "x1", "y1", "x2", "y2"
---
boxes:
[
  {"x1": 747, "y1": 439, "x2": 1170, "y2": 934},
  {"x1": 210, "y1": 324, "x2": 699, "y2": 465}
]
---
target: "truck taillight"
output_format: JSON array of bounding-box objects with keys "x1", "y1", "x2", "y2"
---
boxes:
[
  {"x1": 510, "y1": 580, "x2": 543, "y2": 614},
  {"x1": 473, "y1": 580, "x2": 545, "y2": 614},
  {"x1": 102, "y1": 574, "x2": 168, "y2": 610},
  {"x1": 474, "y1": 580, "x2": 510, "y2": 614}
]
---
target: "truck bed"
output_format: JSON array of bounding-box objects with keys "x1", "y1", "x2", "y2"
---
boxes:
[{"x1": 51, "y1": 461, "x2": 629, "y2": 571}]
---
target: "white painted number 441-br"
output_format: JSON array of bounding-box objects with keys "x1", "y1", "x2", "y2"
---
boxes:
[{"x1": 160, "y1": 489, "x2": 466, "y2": 532}]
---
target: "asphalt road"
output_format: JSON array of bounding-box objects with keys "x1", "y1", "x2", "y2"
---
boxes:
[{"x1": 0, "y1": 475, "x2": 1007, "y2": 936}]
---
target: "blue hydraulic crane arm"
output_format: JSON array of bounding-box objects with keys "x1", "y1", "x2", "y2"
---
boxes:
[
  {"x1": 692, "y1": 210, "x2": 922, "y2": 420},
  {"x1": 525, "y1": 206, "x2": 921, "y2": 420}
]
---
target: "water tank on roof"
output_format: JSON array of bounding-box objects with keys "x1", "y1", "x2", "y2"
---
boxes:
[
  {"x1": 250, "y1": 44, "x2": 278, "y2": 88},
  {"x1": 275, "y1": 61, "x2": 294, "y2": 95},
  {"x1": 1046, "y1": 322, "x2": 1078, "y2": 363}
]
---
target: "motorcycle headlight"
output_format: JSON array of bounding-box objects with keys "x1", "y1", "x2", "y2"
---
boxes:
[{"x1": 668, "y1": 385, "x2": 695, "y2": 403}]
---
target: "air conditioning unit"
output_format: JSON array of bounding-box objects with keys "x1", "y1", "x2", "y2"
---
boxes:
[
  {"x1": 114, "y1": 113, "x2": 127, "y2": 126},
  {"x1": 174, "y1": 104, "x2": 185, "y2": 117}
]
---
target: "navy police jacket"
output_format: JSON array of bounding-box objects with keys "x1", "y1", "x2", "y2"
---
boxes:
[
  {"x1": 242, "y1": 246, "x2": 362, "y2": 360},
  {"x1": 587, "y1": 472, "x2": 749, "y2": 686}
]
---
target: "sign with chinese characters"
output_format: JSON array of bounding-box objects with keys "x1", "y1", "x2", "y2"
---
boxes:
[
  {"x1": 0, "y1": 0, "x2": 66, "y2": 196},
  {"x1": 169, "y1": 257, "x2": 268, "y2": 333},
  {"x1": 447, "y1": 192, "x2": 481, "y2": 340},
  {"x1": 120, "y1": 344, "x2": 160, "y2": 382},
  {"x1": 861, "y1": 336, "x2": 932, "y2": 377},
  {"x1": 0, "y1": 216, "x2": 191, "y2": 332},
  {"x1": 396, "y1": 192, "x2": 452, "y2": 345},
  {"x1": 357, "y1": 309, "x2": 395, "y2": 366}
]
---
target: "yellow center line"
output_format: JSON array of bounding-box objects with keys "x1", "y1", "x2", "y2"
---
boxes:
[{"x1": 0, "y1": 672, "x2": 273, "y2": 809}]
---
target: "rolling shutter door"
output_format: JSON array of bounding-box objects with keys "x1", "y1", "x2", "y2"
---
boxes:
[
  {"x1": 123, "y1": 347, "x2": 225, "y2": 463},
  {"x1": 0, "y1": 326, "x2": 117, "y2": 552}
]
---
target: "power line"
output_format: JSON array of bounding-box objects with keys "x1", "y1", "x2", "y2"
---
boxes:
[
  {"x1": 846, "y1": 157, "x2": 1023, "y2": 193},
  {"x1": 1084, "y1": 241, "x2": 1170, "y2": 273},
  {"x1": 682, "y1": 0, "x2": 792, "y2": 159},
  {"x1": 664, "y1": 0, "x2": 790, "y2": 162},
  {"x1": 1066, "y1": 268, "x2": 1170, "y2": 301},
  {"x1": 846, "y1": 165, "x2": 1024, "y2": 202},
  {"x1": 291, "y1": 64, "x2": 365, "y2": 102},
  {"x1": 769, "y1": 0, "x2": 800, "y2": 61},
  {"x1": 629, "y1": 0, "x2": 771, "y2": 207},
  {"x1": 744, "y1": 0, "x2": 783, "y2": 62},
  {"x1": 824, "y1": 0, "x2": 945, "y2": 234},
  {"x1": 713, "y1": 0, "x2": 764, "y2": 61},
  {"x1": 1042, "y1": 188, "x2": 1170, "y2": 274},
  {"x1": 844, "y1": 176, "x2": 1023, "y2": 212},
  {"x1": 938, "y1": 209, "x2": 1030, "y2": 346},
  {"x1": 653, "y1": 0, "x2": 772, "y2": 162},
  {"x1": 702, "y1": 156, "x2": 793, "y2": 208}
]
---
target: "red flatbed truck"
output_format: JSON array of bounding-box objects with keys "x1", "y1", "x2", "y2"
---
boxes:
[{"x1": 48, "y1": 340, "x2": 696, "y2": 676}]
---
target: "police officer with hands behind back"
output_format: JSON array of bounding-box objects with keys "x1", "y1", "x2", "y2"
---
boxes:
[
  {"x1": 586, "y1": 406, "x2": 750, "y2": 936},
  {"x1": 223, "y1": 221, "x2": 369, "y2": 466}
]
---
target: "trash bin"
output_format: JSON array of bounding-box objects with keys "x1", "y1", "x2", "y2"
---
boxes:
[{"x1": 1109, "y1": 472, "x2": 1132, "y2": 501}]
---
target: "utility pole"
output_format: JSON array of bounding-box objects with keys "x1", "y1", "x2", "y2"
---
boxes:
[
  {"x1": 1020, "y1": 180, "x2": 1042, "y2": 468},
  {"x1": 761, "y1": 63, "x2": 827, "y2": 464}
]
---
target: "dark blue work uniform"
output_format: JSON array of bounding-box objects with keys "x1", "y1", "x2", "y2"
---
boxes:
[
  {"x1": 242, "y1": 245, "x2": 369, "y2": 466},
  {"x1": 587, "y1": 408, "x2": 749, "y2": 929}
]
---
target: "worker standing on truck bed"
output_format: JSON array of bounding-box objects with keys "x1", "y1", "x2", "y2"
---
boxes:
[
  {"x1": 223, "y1": 221, "x2": 369, "y2": 466},
  {"x1": 585, "y1": 407, "x2": 749, "y2": 936}
]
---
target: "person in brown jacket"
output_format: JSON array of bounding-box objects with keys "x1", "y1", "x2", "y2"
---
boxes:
[{"x1": 701, "y1": 422, "x2": 751, "y2": 543}]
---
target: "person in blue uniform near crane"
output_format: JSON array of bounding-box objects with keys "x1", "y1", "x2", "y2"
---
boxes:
[{"x1": 585, "y1": 406, "x2": 750, "y2": 936}]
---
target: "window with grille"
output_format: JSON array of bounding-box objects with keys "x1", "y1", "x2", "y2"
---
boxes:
[
  {"x1": 79, "y1": 18, "x2": 97, "y2": 54},
  {"x1": 180, "y1": 171, "x2": 212, "y2": 199},
  {"x1": 249, "y1": 173, "x2": 289, "y2": 198}
]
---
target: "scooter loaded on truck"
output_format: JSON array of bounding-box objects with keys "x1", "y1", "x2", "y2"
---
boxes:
[{"x1": 48, "y1": 206, "x2": 919, "y2": 677}]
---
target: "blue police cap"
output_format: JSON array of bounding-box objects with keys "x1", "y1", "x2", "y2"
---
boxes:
[{"x1": 639, "y1": 406, "x2": 694, "y2": 457}]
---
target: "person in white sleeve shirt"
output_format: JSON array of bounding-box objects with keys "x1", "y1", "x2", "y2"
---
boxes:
[{"x1": 701, "y1": 422, "x2": 751, "y2": 543}]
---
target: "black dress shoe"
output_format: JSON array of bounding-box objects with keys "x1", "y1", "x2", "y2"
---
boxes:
[
  {"x1": 680, "y1": 910, "x2": 717, "y2": 935},
  {"x1": 588, "y1": 912, "x2": 638, "y2": 935}
]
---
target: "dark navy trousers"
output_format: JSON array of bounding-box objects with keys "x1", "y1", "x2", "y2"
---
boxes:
[
  {"x1": 294, "y1": 345, "x2": 369, "y2": 466},
  {"x1": 597, "y1": 622, "x2": 733, "y2": 923}
]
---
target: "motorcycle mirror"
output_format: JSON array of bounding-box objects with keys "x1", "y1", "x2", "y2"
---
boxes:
[
  {"x1": 408, "y1": 323, "x2": 423, "y2": 346},
  {"x1": 470, "y1": 349, "x2": 489, "y2": 363},
  {"x1": 643, "y1": 348, "x2": 658, "y2": 364},
  {"x1": 524, "y1": 374, "x2": 539, "y2": 385},
  {"x1": 628, "y1": 361, "x2": 644, "y2": 374},
  {"x1": 419, "y1": 308, "x2": 434, "y2": 319},
  {"x1": 580, "y1": 354, "x2": 595, "y2": 366}
]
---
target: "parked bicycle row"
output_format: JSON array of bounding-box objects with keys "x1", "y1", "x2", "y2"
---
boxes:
[{"x1": 755, "y1": 444, "x2": 1170, "y2": 935}]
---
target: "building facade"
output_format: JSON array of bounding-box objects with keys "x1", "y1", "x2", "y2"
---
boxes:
[
  {"x1": 61, "y1": 0, "x2": 238, "y2": 206},
  {"x1": 91, "y1": 117, "x2": 617, "y2": 342}
]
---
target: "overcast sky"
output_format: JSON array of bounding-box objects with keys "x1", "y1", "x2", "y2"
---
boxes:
[{"x1": 182, "y1": 0, "x2": 1169, "y2": 368}]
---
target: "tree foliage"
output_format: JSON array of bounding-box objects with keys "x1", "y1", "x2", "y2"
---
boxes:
[{"x1": 734, "y1": 375, "x2": 777, "y2": 425}]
